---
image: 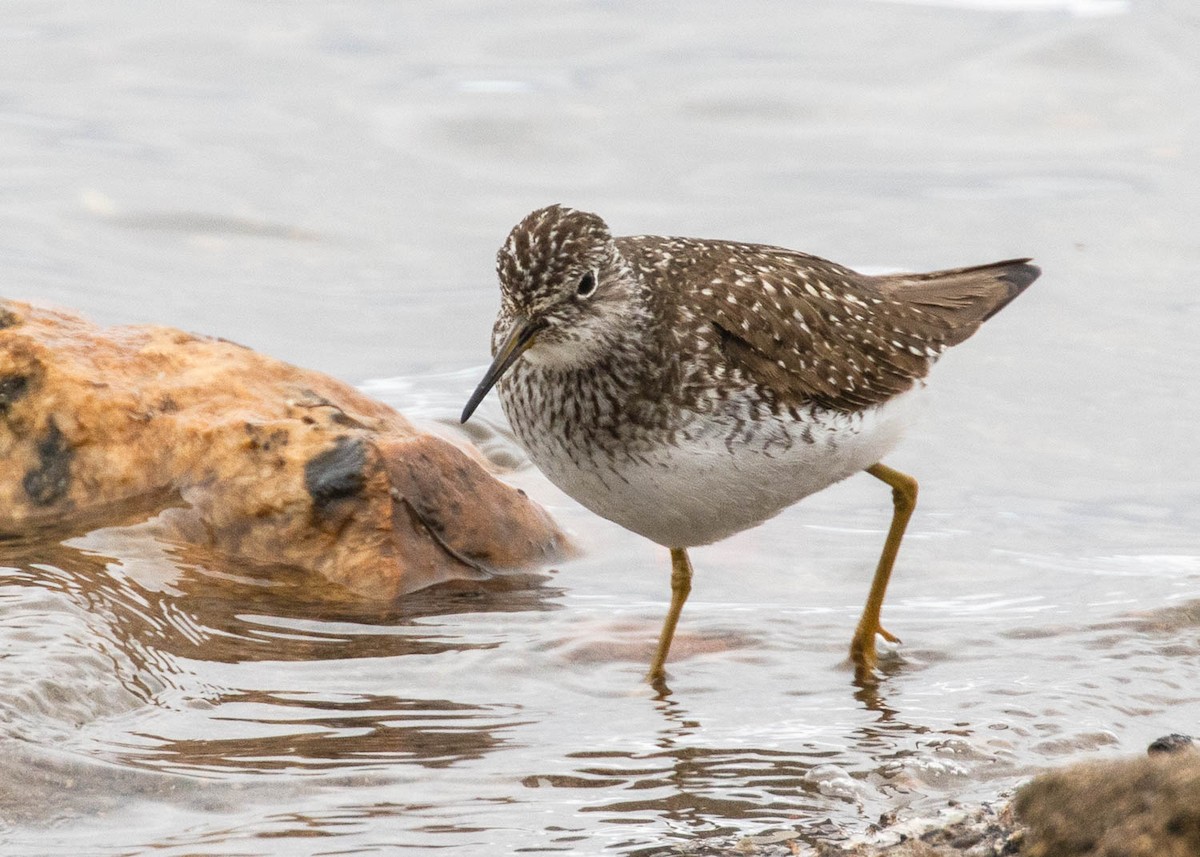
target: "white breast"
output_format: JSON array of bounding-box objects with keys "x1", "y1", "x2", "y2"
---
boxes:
[{"x1": 514, "y1": 387, "x2": 924, "y2": 549}]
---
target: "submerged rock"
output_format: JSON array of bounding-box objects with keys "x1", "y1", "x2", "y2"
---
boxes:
[{"x1": 0, "y1": 299, "x2": 567, "y2": 598}]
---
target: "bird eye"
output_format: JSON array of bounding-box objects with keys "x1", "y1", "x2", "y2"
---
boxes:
[{"x1": 576, "y1": 270, "x2": 597, "y2": 298}]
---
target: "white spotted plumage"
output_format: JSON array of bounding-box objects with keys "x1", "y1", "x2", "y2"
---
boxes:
[{"x1": 478, "y1": 204, "x2": 1038, "y2": 550}]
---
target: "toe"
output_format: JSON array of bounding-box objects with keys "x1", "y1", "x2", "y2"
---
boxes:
[{"x1": 877, "y1": 626, "x2": 902, "y2": 645}]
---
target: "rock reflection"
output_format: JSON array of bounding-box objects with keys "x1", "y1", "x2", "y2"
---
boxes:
[
  {"x1": 0, "y1": 525, "x2": 562, "y2": 779},
  {"x1": 120, "y1": 691, "x2": 522, "y2": 774},
  {"x1": 1097, "y1": 597, "x2": 1200, "y2": 642},
  {"x1": 2, "y1": 526, "x2": 562, "y2": 664}
]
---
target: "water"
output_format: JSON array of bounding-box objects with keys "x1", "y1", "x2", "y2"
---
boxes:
[{"x1": 2, "y1": 0, "x2": 1199, "y2": 853}]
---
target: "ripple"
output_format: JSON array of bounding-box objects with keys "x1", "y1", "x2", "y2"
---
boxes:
[
  {"x1": 0, "y1": 573, "x2": 152, "y2": 741},
  {"x1": 112, "y1": 691, "x2": 527, "y2": 776}
]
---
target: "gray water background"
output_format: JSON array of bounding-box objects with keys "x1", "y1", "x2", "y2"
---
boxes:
[{"x1": 2, "y1": 0, "x2": 1199, "y2": 853}]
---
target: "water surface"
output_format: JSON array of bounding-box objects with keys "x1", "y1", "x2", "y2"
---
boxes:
[{"x1": 2, "y1": 1, "x2": 1199, "y2": 853}]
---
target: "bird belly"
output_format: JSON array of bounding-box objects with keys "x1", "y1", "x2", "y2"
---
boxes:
[{"x1": 517, "y1": 388, "x2": 924, "y2": 549}]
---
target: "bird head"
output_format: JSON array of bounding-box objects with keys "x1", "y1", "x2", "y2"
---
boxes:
[{"x1": 461, "y1": 205, "x2": 633, "y2": 423}]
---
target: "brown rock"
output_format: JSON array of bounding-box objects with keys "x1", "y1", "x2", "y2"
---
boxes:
[
  {"x1": 799, "y1": 750, "x2": 1200, "y2": 857},
  {"x1": 0, "y1": 299, "x2": 568, "y2": 598},
  {"x1": 1016, "y1": 754, "x2": 1200, "y2": 857}
]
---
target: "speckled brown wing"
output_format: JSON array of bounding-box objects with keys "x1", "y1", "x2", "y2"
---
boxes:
[{"x1": 625, "y1": 237, "x2": 1038, "y2": 413}]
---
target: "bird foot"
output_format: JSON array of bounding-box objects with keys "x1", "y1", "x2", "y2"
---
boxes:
[
  {"x1": 849, "y1": 624, "x2": 902, "y2": 676},
  {"x1": 645, "y1": 666, "x2": 672, "y2": 698}
]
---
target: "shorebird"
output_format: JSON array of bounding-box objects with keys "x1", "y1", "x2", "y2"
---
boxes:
[{"x1": 461, "y1": 205, "x2": 1038, "y2": 687}]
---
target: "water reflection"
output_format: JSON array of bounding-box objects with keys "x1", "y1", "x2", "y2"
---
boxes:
[
  {"x1": 509, "y1": 668, "x2": 974, "y2": 851},
  {"x1": 0, "y1": 526, "x2": 562, "y2": 783},
  {"x1": 3, "y1": 496, "x2": 1196, "y2": 853},
  {"x1": 3, "y1": 528, "x2": 562, "y2": 664},
  {"x1": 120, "y1": 691, "x2": 524, "y2": 775}
]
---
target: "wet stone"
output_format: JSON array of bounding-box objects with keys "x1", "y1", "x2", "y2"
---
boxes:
[{"x1": 0, "y1": 299, "x2": 567, "y2": 599}]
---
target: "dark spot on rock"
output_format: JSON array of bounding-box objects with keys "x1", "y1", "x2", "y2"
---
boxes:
[
  {"x1": 247, "y1": 426, "x2": 291, "y2": 453},
  {"x1": 0, "y1": 374, "x2": 29, "y2": 413},
  {"x1": 0, "y1": 306, "x2": 18, "y2": 329},
  {"x1": 305, "y1": 436, "x2": 366, "y2": 512},
  {"x1": 1148, "y1": 733, "x2": 1196, "y2": 755},
  {"x1": 22, "y1": 420, "x2": 74, "y2": 506}
]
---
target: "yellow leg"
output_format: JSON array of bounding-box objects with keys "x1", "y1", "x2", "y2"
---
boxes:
[
  {"x1": 647, "y1": 547, "x2": 693, "y2": 687},
  {"x1": 850, "y1": 462, "x2": 918, "y2": 676}
]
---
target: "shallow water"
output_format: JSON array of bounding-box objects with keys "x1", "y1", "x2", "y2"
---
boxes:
[{"x1": 3, "y1": 0, "x2": 1200, "y2": 854}]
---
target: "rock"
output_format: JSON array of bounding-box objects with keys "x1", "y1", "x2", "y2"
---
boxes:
[
  {"x1": 0, "y1": 299, "x2": 568, "y2": 598},
  {"x1": 1147, "y1": 734, "x2": 1196, "y2": 756},
  {"x1": 1014, "y1": 753, "x2": 1200, "y2": 857},
  {"x1": 805, "y1": 750, "x2": 1200, "y2": 857}
]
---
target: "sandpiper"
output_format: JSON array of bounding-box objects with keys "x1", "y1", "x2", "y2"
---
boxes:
[{"x1": 461, "y1": 205, "x2": 1038, "y2": 687}]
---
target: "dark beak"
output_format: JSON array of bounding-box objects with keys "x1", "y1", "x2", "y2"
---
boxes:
[{"x1": 460, "y1": 316, "x2": 544, "y2": 423}]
